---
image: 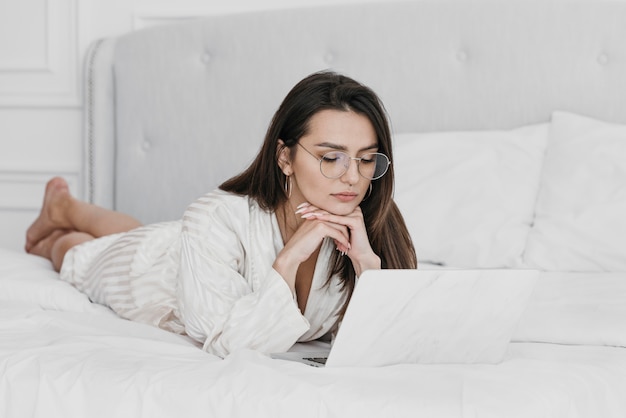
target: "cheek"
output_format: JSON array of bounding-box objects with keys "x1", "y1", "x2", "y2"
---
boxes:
[
  {"x1": 292, "y1": 162, "x2": 324, "y2": 191},
  {"x1": 295, "y1": 173, "x2": 327, "y2": 197}
]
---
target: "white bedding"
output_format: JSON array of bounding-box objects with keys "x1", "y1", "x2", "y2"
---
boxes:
[{"x1": 2, "y1": 248, "x2": 626, "y2": 417}]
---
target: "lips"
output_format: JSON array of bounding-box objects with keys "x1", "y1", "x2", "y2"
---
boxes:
[{"x1": 332, "y1": 192, "x2": 358, "y2": 202}]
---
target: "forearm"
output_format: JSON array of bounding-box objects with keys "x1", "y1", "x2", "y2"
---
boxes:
[
  {"x1": 181, "y1": 267, "x2": 309, "y2": 357},
  {"x1": 351, "y1": 252, "x2": 381, "y2": 277},
  {"x1": 272, "y1": 250, "x2": 299, "y2": 295},
  {"x1": 203, "y1": 276, "x2": 309, "y2": 356}
]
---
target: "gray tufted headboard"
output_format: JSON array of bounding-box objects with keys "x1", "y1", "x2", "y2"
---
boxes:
[{"x1": 85, "y1": 1, "x2": 626, "y2": 224}]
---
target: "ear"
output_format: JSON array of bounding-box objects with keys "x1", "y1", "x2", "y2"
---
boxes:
[{"x1": 277, "y1": 139, "x2": 293, "y2": 176}]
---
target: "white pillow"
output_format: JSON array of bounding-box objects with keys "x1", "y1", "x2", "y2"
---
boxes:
[
  {"x1": 393, "y1": 123, "x2": 549, "y2": 268},
  {"x1": 0, "y1": 248, "x2": 107, "y2": 313},
  {"x1": 513, "y1": 272, "x2": 626, "y2": 347},
  {"x1": 524, "y1": 111, "x2": 626, "y2": 271}
]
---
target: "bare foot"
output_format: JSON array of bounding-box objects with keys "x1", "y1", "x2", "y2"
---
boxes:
[
  {"x1": 28, "y1": 229, "x2": 70, "y2": 263},
  {"x1": 25, "y1": 177, "x2": 74, "y2": 252}
]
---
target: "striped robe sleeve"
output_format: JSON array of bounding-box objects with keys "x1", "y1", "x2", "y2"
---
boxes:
[{"x1": 176, "y1": 193, "x2": 310, "y2": 357}]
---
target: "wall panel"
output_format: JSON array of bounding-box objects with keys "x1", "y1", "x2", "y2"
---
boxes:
[
  {"x1": 0, "y1": 0, "x2": 80, "y2": 251},
  {"x1": 0, "y1": 172, "x2": 78, "y2": 252},
  {"x1": 0, "y1": 0, "x2": 79, "y2": 107}
]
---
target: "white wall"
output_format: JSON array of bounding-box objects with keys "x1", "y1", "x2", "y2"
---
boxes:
[
  {"x1": 0, "y1": 0, "x2": 618, "y2": 251},
  {"x1": 0, "y1": 0, "x2": 81, "y2": 251},
  {"x1": 0, "y1": 0, "x2": 375, "y2": 252}
]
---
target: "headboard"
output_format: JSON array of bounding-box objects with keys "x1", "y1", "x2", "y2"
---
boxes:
[{"x1": 85, "y1": 1, "x2": 626, "y2": 224}]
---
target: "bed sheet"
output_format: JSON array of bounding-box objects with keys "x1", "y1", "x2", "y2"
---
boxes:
[{"x1": 1, "y1": 248, "x2": 626, "y2": 418}]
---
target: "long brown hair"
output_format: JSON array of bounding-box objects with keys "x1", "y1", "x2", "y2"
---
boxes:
[{"x1": 220, "y1": 71, "x2": 417, "y2": 308}]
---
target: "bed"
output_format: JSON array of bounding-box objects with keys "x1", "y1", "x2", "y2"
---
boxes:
[{"x1": 2, "y1": 2, "x2": 626, "y2": 416}]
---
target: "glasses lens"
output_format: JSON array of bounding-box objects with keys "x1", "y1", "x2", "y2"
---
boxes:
[
  {"x1": 319, "y1": 152, "x2": 390, "y2": 179},
  {"x1": 359, "y1": 153, "x2": 390, "y2": 180},
  {"x1": 320, "y1": 151, "x2": 349, "y2": 178}
]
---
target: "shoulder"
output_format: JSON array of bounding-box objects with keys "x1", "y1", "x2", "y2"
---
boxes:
[
  {"x1": 187, "y1": 189, "x2": 249, "y2": 210},
  {"x1": 182, "y1": 190, "x2": 270, "y2": 229}
]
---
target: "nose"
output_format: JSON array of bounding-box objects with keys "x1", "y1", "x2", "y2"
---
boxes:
[{"x1": 340, "y1": 158, "x2": 360, "y2": 184}]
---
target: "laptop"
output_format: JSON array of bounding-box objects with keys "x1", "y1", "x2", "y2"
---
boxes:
[{"x1": 272, "y1": 269, "x2": 538, "y2": 367}]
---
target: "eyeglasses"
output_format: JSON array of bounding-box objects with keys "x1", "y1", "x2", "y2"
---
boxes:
[{"x1": 297, "y1": 143, "x2": 390, "y2": 180}]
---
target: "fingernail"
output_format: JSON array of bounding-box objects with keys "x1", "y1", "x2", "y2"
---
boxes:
[
  {"x1": 296, "y1": 202, "x2": 310, "y2": 209},
  {"x1": 301, "y1": 213, "x2": 314, "y2": 219}
]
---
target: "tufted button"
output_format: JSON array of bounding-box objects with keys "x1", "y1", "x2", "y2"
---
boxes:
[
  {"x1": 201, "y1": 52, "x2": 212, "y2": 64},
  {"x1": 456, "y1": 50, "x2": 468, "y2": 62},
  {"x1": 324, "y1": 52, "x2": 334, "y2": 64},
  {"x1": 141, "y1": 140, "x2": 151, "y2": 151},
  {"x1": 597, "y1": 52, "x2": 609, "y2": 66}
]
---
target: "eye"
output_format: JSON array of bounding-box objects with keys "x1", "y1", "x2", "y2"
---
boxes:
[
  {"x1": 360, "y1": 154, "x2": 376, "y2": 164},
  {"x1": 321, "y1": 152, "x2": 344, "y2": 162}
]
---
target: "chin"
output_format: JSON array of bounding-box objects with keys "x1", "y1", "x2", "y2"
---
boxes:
[{"x1": 325, "y1": 201, "x2": 362, "y2": 216}]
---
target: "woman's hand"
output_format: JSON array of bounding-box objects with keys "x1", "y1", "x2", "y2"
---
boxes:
[
  {"x1": 273, "y1": 203, "x2": 350, "y2": 292},
  {"x1": 273, "y1": 202, "x2": 382, "y2": 294},
  {"x1": 294, "y1": 203, "x2": 381, "y2": 277}
]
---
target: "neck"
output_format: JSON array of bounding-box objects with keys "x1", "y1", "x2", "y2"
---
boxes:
[{"x1": 277, "y1": 199, "x2": 303, "y2": 244}]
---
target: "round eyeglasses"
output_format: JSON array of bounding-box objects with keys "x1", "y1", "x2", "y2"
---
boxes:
[{"x1": 297, "y1": 143, "x2": 390, "y2": 180}]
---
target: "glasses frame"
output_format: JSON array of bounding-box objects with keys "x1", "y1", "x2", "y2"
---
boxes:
[{"x1": 296, "y1": 142, "x2": 390, "y2": 180}]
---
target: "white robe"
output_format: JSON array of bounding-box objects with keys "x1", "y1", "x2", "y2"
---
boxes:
[{"x1": 60, "y1": 190, "x2": 347, "y2": 357}]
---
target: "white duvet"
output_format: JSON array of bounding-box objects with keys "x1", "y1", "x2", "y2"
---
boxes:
[{"x1": 1, "y1": 248, "x2": 626, "y2": 418}]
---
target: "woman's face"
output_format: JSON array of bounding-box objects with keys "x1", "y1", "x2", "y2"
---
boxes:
[{"x1": 283, "y1": 109, "x2": 378, "y2": 216}]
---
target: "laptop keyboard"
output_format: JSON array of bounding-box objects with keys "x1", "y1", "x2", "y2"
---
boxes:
[{"x1": 303, "y1": 357, "x2": 327, "y2": 365}]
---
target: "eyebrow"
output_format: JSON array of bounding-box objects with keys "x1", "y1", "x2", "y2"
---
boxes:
[{"x1": 315, "y1": 141, "x2": 379, "y2": 152}]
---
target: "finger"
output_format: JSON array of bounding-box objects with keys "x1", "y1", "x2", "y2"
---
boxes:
[
  {"x1": 308, "y1": 219, "x2": 351, "y2": 250},
  {"x1": 303, "y1": 211, "x2": 361, "y2": 231},
  {"x1": 295, "y1": 202, "x2": 311, "y2": 214},
  {"x1": 295, "y1": 204, "x2": 322, "y2": 216},
  {"x1": 334, "y1": 239, "x2": 350, "y2": 254},
  {"x1": 298, "y1": 206, "x2": 329, "y2": 219}
]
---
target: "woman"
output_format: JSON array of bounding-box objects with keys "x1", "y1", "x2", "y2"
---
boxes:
[{"x1": 25, "y1": 71, "x2": 417, "y2": 357}]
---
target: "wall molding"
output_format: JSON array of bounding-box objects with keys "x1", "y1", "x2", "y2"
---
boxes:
[
  {"x1": 0, "y1": 0, "x2": 80, "y2": 107},
  {"x1": 0, "y1": 171, "x2": 79, "y2": 211},
  {"x1": 132, "y1": 13, "x2": 203, "y2": 31}
]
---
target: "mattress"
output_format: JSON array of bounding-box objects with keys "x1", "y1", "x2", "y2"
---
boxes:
[{"x1": 2, "y1": 248, "x2": 626, "y2": 417}]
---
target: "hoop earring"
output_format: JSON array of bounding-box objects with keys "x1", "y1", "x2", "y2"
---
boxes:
[
  {"x1": 284, "y1": 175, "x2": 292, "y2": 198},
  {"x1": 362, "y1": 184, "x2": 372, "y2": 201}
]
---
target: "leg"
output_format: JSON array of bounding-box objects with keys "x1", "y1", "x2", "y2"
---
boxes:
[
  {"x1": 29, "y1": 229, "x2": 95, "y2": 272},
  {"x1": 26, "y1": 177, "x2": 142, "y2": 252}
]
